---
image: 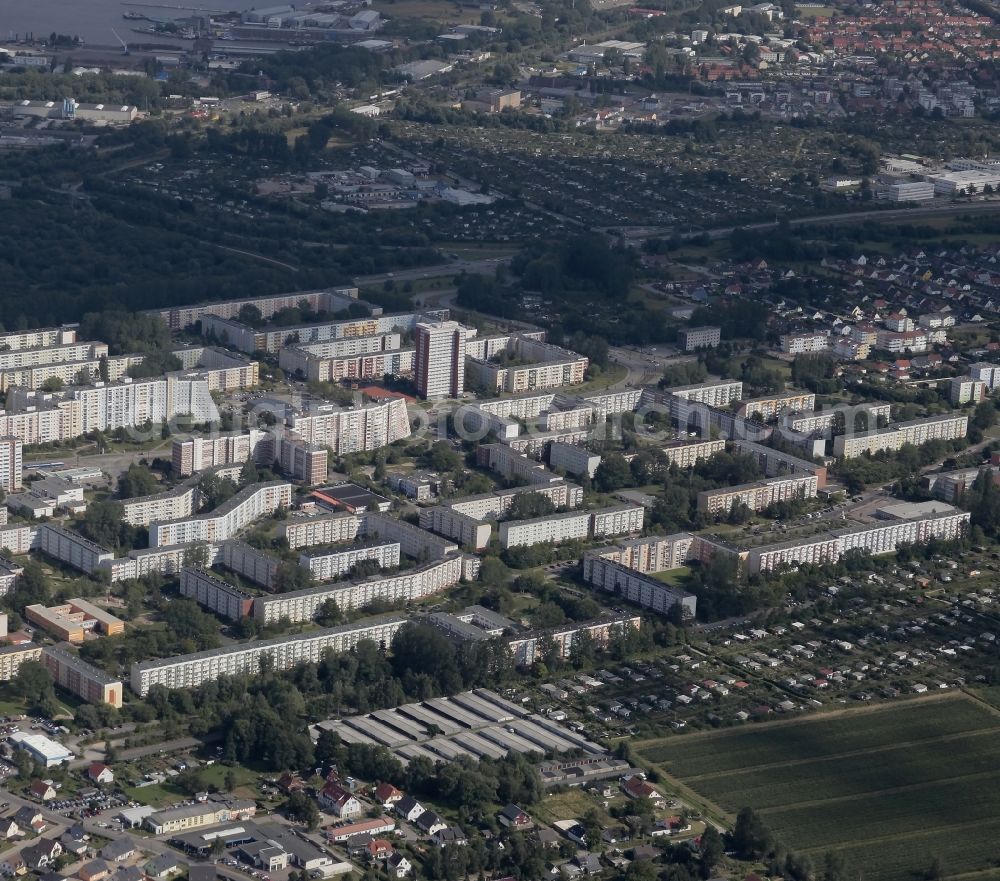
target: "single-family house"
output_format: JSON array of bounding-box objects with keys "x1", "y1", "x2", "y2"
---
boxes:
[
  {"x1": 142, "y1": 854, "x2": 181, "y2": 880},
  {"x1": 112, "y1": 868, "x2": 144, "y2": 881},
  {"x1": 372, "y1": 783, "x2": 403, "y2": 811},
  {"x1": 79, "y1": 860, "x2": 111, "y2": 881},
  {"x1": 432, "y1": 827, "x2": 468, "y2": 848},
  {"x1": 100, "y1": 840, "x2": 136, "y2": 863},
  {"x1": 2, "y1": 851, "x2": 26, "y2": 876},
  {"x1": 87, "y1": 764, "x2": 114, "y2": 786},
  {"x1": 0, "y1": 817, "x2": 22, "y2": 840},
  {"x1": 22, "y1": 839, "x2": 63, "y2": 871},
  {"x1": 386, "y1": 853, "x2": 411, "y2": 879},
  {"x1": 498, "y1": 804, "x2": 533, "y2": 830},
  {"x1": 13, "y1": 807, "x2": 45, "y2": 834},
  {"x1": 365, "y1": 840, "x2": 394, "y2": 861},
  {"x1": 319, "y1": 782, "x2": 363, "y2": 819},
  {"x1": 414, "y1": 811, "x2": 447, "y2": 837},
  {"x1": 621, "y1": 775, "x2": 666, "y2": 808},
  {"x1": 394, "y1": 796, "x2": 425, "y2": 824},
  {"x1": 29, "y1": 781, "x2": 57, "y2": 802}
]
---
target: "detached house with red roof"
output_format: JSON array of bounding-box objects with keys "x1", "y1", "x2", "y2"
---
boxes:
[
  {"x1": 318, "y1": 782, "x2": 363, "y2": 819},
  {"x1": 621, "y1": 775, "x2": 666, "y2": 809},
  {"x1": 87, "y1": 763, "x2": 114, "y2": 786},
  {"x1": 372, "y1": 783, "x2": 403, "y2": 811}
]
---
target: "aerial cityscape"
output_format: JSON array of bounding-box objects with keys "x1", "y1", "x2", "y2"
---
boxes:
[{"x1": 3, "y1": 0, "x2": 1000, "y2": 879}]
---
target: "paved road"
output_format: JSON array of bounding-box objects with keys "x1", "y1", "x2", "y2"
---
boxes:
[
  {"x1": 353, "y1": 256, "x2": 509, "y2": 287},
  {"x1": 600, "y1": 197, "x2": 1000, "y2": 242}
]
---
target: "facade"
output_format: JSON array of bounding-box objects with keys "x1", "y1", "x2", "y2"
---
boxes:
[
  {"x1": 730, "y1": 439, "x2": 827, "y2": 487},
  {"x1": 120, "y1": 482, "x2": 199, "y2": 527},
  {"x1": 548, "y1": 441, "x2": 601, "y2": 478},
  {"x1": 130, "y1": 615, "x2": 407, "y2": 695},
  {"x1": 833, "y1": 414, "x2": 968, "y2": 458},
  {"x1": 780, "y1": 332, "x2": 829, "y2": 354},
  {"x1": 659, "y1": 438, "x2": 726, "y2": 469},
  {"x1": 659, "y1": 379, "x2": 743, "y2": 407},
  {"x1": 508, "y1": 615, "x2": 642, "y2": 666},
  {"x1": 582, "y1": 556, "x2": 697, "y2": 618},
  {"x1": 149, "y1": 482, "x2": 292, "y2": 547},
  {"x1": 253, "y1": 557, "x2": 463, "y2": 624},
  {"x1": 415, "y1": 321, "x2": 467, "y2": 399},
  {"x1": 281, "y1": 512, "x2": 362, "y2": 550},
  {"x1": 289, "y1": 397, "x2": 410, "y2": 456},
  {"x1": 697, "y1": 473, "x2": 818, "y2": 514},
  {"x1": 145, "y1": 800, "x2": 256, "y2": 835},
  {"x1": 677, "y1": 326, "x2": 721, "y2": 351},
  {"x1": 745, "y1": 508, "x2": 969, "y2": 574},
  {"x1": 949, "y1": 377, "x2": 987, "y2": 406},
  {"x1": 0, "y1": 643, "x2": 43, "y2": 681},
  {"x1": 276, "y1": 433, "x2": 328, "y2": 485},
  {"x1": 179, "y1": 568, "x2": 255, "y2": 620},
  {"x1": 467, "y1": 337, "x2": 588, "y2": 395},
  {"x1": 589, "y1": 533, "x2": 696, "y2": 574},
  {"x1": 498, "y1": 506, "x2": 643, "y2": 550},
  {"x1": 218, "y1": 540, "x2": 281, "y2": 589},
  {"x1": 171, "y1": 431, "x2": 267, "y2": 477},
  {"x1": 41, "y1": 646, "x2": 123, "y2": 709},
  {"x1": 300, "y1": 542, "x2": 400, "y2": 581},
  {"x1": 0, "y1": 437, "x2": 22, "y2": 494},
  {"x1": 280, "y1": 346, "x2": 414, "y2": 384},
  {"x1": 35, "y1": 524, "x2": 114, "y2": 574},
  {"x1": 737, "y1": 391, "x2": 816, "y2": 421},
  {"x1": 969, "y1": 362, "x2": 1000, "y2": 390}
]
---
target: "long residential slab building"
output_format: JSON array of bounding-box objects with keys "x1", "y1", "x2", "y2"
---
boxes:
[
  {"x1": 130, "y1": 614, "x2": 407, "y2": 695},
  {"x1": 833, "y1": 414, "x2": 969, "y2": 458}
]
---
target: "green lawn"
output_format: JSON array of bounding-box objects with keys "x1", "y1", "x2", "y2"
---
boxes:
[
  {"x1": 123, "y1": 782, "x2": 187, "y2": 808},
  {"x1": 651, "y1": 566, "x2": 690, "y2": 585},
  {"x1": 637, "y1": 694, "x2": 1000, "y2": 881}
]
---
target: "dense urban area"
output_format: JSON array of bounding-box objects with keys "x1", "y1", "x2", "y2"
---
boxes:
[{"x1": 6, "y1": 0, "x2": 1000, "y2": 881}]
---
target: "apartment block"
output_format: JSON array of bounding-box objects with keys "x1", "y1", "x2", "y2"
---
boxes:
[
  {"x1": 590, "y1": 533, "x2": 696, "y2": 574},
  {"x1": 280, "y1": 346, "x2": 414, "y2": 383},
  {"x1": 591, "y1": 505, "x2": 645, "y2": 538},
  {"x1": 833, "y1": 414, "x2": 968, "y2": 458},
  {"x1": 0, "y1": 341, "x2": 107, "y2": 373},
  {"x1": 0, "y1": 557, "x2": 23, "y2": 596},
  {"x1": 299, "y1": 542, "x2": 400, "y2": 581},
  {"x1": 199, "y1": 308, "x2": 441, "y2": 355},
  {"x1": 730, "y1": 439, "x2": 827, "y2": 487},
  {"x1": 677, "y1": 326, "x2": 721, "y2": 351},
  {"x1": 581, "y1": 556, "x2": 697, "y2": 617},
  {"x1": 697, "y1": 473, "x2": 818, "y2": 514},
  {"x1": 505, "y1": 428, "x2": 592, "y2": 458},
  {"x1": 35, "y1": 524, "x2": 114, "y2": 574},
  {"x1": 0, "y1": 354, "x2": 141, "y2": 392},
  {"x1": 280, "y1": 512, "x2": 362, "y2": 550},
  {"x1": 659, "y1": 438, "x2": 726, "y2": 469},
  {"x1": 361, "y1": 512, "x2": 458, "y2": 560},
  {"x1": 508, "y1": 615, "x2": 642, "y2": 666},
  {"x1": 876, "y1": 329, "x2": 929, "y2": 354},
  {"x1": 179, "y1": 567, "x2": 255, "y2": 620},
  {"x1": 0, "y1": 437, "x2": 22, "y2": 494},
  {"x1": 549, "y1": 441, "x2": 601, "y2": 478},
  {"x1": 41, "y1": 645, "x2": 123, "y2": 709},
  {"x1": 276, "y1": 433, "x2": 328, "y2": 485},
  {"x1": 780, "y1": 332, "x2": 829, "y2": 354},
  {"x1": 120, "y1": 482, "x2": 199, "y2": 527},
  {"x1": 949, "y1": 377, "x2": 987, "y2": 406},
  {"x1": 657, "y1": 379, "x2": 743, "y2": 407},
  {"x1": 0, "y1": 643, "x2": 43, "y2": 681},
  {"x1": 156, "y1": 286, "x2": 362, "y2": 331},
  {"x1": 171, "y1": 431, "x2": 268, "y2": 477},
  {"x1": 745, "y1": 508, "x2": 970, "y2": 574},
  {"x1": 104, "y1": 542, "x2": 222, "y2": 583},
  {"x1": 149, "y1": 482, "x2": 292, "y2": 547},
  {"x1": 218, "y1": 539, "x2": 281, "y2": 589},
  {"x1": 131, "y1": 614, "x2": 407, "y2": 695},
  {"x1": 0, "y1": 326, "x2": 76, "y2": 351},
  {"x1": 498, "y1": 512, "x2": 591, "y2": 550},
  {"x1": 254, "y1": 557, "x2": 463, "y2": 624},
  {"x1": 289, "y1": 397, "x2": 410, "y2": 456},
  {"x1": 737, "y1": 391, "x2": 816, "y2": 422},
  {"x1": 419, "y1": 507, "x2": 493, "y2": 551},
  {"x1": 25, "y1": 599, "x2": 124, "y2": 644},
  {"x1": 784, "y1": 403, "x2": 891, "y2": 434},
  {"x1": 278, "y1": 333, "x2": 403, "y2": 373},
  {"x1": 466, "y1": 336, "x2": 588, "y2": 395},
  {"x1": 476, "y1": 444, "x2": 562, "y2": 486},
  {"x1": 969, "y1": 362, "x2": 1000, "y2": 390}
]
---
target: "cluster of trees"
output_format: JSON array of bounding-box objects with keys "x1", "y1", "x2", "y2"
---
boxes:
[
  {"x1": 117, "y1": 463, "x2": 160, "y2": 500},
  {"x1": 78, "y1": 499, "x2": 144, "y2": 553},
  {"x1": 835, "y1": 438, "x2": 966, "y2": 493}
]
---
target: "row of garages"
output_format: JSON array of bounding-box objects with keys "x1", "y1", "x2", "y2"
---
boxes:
[{"x1": 313, "y1": 688, "x2": 605, "y2": 765}]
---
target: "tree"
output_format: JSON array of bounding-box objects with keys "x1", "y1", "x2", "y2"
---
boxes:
[
  {"x1": 731, "y1": 807, "x2": 772, "y2": 859},
  {"x1": 118, "y1": 463, "x2": 159, "y2": 499},
  {"x1": 41, "y1": 376, "x2": 64, "y2": 392},
  {"x1": 700, "y1": 826, "x2": 724, "y2": 875},
  {"x1": 593, "y1": 453, "x2": 633, "y2": 492},
  {"x1": 13, "y1": 661, "x2": 56, "y2": 711}
]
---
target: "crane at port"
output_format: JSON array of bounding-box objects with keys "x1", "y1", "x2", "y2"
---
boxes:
[{"x1": 111, "y1": 28, "x2": 130, "y2": 55}]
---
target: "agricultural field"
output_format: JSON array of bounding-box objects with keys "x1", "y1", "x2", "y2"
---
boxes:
[{"x1": 637, "y1": 694, "x2": 1000, "y2": 881}]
